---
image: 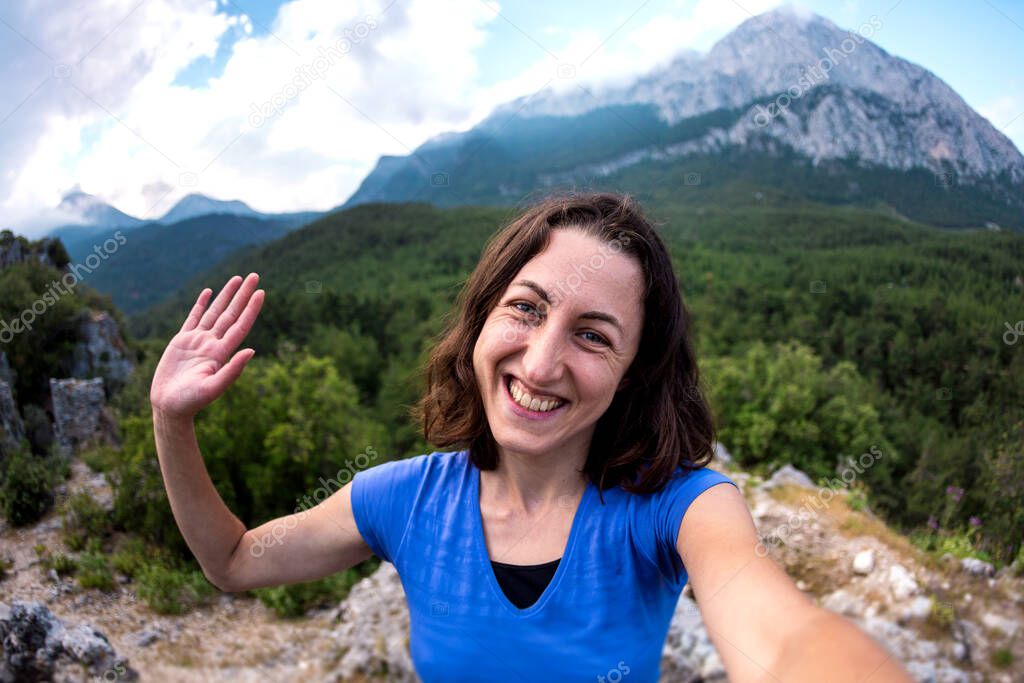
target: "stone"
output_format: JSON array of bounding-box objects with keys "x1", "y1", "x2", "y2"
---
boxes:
[
  {"x1": 852, "y1": 549, "x2": 875, "y2": 575},
  {"x1": 0, "y1": 379, "x2": 26, "y2": 460},
  {"x1": 761, "y1": 463, "x2": 816, "y2": 490},
  {"x1": 0, "y1": 600, "x2": 137, "y2": 681},
  {"x1": 887, "y1": 564, "x2": 918, "y2": 600},
  {"x1": 981, "y1": 612, "x2": 1019, "y2": 638},
  {"x1": 712, "y1": 441, "x2": 733, "y2": 465},
  {"x1": 959, "y1": 557, "x2": 995, "y2": 578},
  {"x1": 49, "y1": 377, "x2": 118, "y2": 457},
  {"x1": 70, "y1": 309, "x2": 135, "y2": 389}
]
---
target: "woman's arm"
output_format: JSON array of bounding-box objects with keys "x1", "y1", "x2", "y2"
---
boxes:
[
  {"x1": 151, "y1": 407, "x2": 247, "y2": 586},
  {"x1": 149, "y1": 273, "x2": 374, "y2": 591},
  {"x1": 676, "y1": 482, "x2": 914, "y2": 683},
  {"x1": 762, "y1": 607, "x2": 913, "y2": 683}
]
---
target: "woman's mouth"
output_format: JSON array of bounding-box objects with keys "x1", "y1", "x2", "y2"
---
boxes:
[{"x1": 503, "y1": 374, "x2": 569, "y2": 418}]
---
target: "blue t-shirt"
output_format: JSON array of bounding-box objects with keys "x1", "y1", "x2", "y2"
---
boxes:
[{"x1": 350, "y1": 449, "x2": 738, "y2": 682}]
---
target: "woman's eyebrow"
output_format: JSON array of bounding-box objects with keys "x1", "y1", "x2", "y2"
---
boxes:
[{"x1": 512, "y1": 279, "x2": 623, "y2": 335}]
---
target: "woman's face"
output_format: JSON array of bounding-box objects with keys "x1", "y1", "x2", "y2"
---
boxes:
[{"x1": 471, "y1": 228, "x2": 645, "y2": 461}]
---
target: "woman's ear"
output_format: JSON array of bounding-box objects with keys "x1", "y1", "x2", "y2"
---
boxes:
[{"x1": 617, "y1": 375, "x2": 630, "y2": 392}]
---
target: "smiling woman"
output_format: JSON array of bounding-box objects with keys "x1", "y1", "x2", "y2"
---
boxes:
[{"x1": 149, "y1": 192, "x2": 914, "y2": 683}]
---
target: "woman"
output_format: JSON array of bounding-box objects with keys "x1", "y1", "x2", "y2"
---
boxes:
[{"x1": 150, "y1": 192, "x2": 912, "y2": 682}]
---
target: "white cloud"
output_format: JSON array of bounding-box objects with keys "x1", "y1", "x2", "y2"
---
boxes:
[
  {"x1": 2, "y1": 0, "x2": 788, "y2": 237},
  {"x1": 979, "y1": 92, "x2": 1024, "y2": 155}
]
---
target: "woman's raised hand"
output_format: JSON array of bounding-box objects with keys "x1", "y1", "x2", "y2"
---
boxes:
[{"x1": 149, "y1": 273, "x2": 265, "y2": 420}]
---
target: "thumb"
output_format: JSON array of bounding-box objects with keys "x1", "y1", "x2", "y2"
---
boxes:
[{"x1": 205, "y1": 348, "x2": 256, "y2": 397}]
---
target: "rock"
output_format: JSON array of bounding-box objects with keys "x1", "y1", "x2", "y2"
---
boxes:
[
  {"x1": 0, "y1": 351, "x2": 14, "y2": 387},
  {"x1": 959, "y1": 557, "x2": 995, "y2": 578},
  {"x1": 0, "y1": 600, "x2": 137, "y2": 681},
  {"x1": 951, "y1": 641, "x2": 967, "y2": 661},
  {"x1": 821, "y1": 588, "x2": 864, "y2": 617},
  {"x1": 133, "y1": 628, "x2": 161, "y2": 648},
  {"x1": 49, "y1": 377, "x2": 118, "y2": 457},
  {"x1": 887, "y1": 564, "x2": 918, "y2": 600},
  {"x1": 70, "y1": 309, "x2": 135, "y2": 389},
  {"x1": 852, "y1": 549, "x2": 875, "y2": 575},
  {"x1": 662, "y1": 592, "x2": 726, "y2": 680},
  {"x1": 47, "y1": 569, "x2": 60, "y2": 584},
  {"x1": 329, "y1": 562, "x2": 417, "y2": 682},
  {"x1": 0, "y1": 379, "x2": 26, "y2": 460},
  {"x1": 981, "y1": 612, "x2": 1020, "y2": 638},
  {"x1": 761, "y1": 463, "x2": 816, "y2": 490},
  {"x1": 899, "y1": 596, "x2": 933, "y2": 624},
  {"x1": 712, "y1": 441, "x2": 732, "y2": 465}
]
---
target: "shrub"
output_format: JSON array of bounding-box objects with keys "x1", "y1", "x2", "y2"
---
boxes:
[
  {"x1": 0, "y1": 450, "x2": 56, "y2": 525},
  {"x1": 136, "y1": 561, "x2": 216, "y2": 615},
  {"x1": 251, "y1": 566, "x2": 368, "y2": 618},
  {"x1": 41, "y1": 551, "x2": 78, "y2": 577},
  {"x1": 991, "y1": 648, "x2": 1013, "y2": 668},
  {"x1": 110, "y1": 536, "x2": 149, "y2": 578},
  {"x1": 60, "y1": 491, "x2": 112, "y2": 551},
  {"x1": 77, "y1": 544, "x2": 115, "y2": 592},
  {"x1": 927, "y1": 596, "x2": 955, "y2": 630}
]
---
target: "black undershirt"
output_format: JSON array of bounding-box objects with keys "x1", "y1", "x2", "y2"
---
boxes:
[{"x1": 490, "y1": 557, "x2": 561, "y2": 609}]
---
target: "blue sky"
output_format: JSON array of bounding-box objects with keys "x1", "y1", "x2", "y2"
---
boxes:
[{"x1": 2, "y1": 0, "x2": 1022, "y2": 234}]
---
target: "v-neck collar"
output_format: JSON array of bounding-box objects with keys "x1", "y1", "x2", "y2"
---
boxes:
[{"x1": 471, "y1": 457, "x2": 594, "y2": 617}]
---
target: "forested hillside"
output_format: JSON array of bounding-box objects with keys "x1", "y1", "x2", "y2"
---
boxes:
[{"x1": 121, "y1": 199, "x2": 1024, "y2": 566}]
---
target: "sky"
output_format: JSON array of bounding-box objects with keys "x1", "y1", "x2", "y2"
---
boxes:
[{"x1": 2, "y1": 0, "x2": 1022, "y2": 237}]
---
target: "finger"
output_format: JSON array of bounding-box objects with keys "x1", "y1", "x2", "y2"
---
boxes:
[
  {"x1": 212, "y1": 272, "x2": 260, "y2": 338},
  {"x1": 198, "y1": 275, "x2": 243, "y2": 330},
  {"x1": 220, "y1": 288, "x2": 265, "y2": 351},
  {"x1": 180, "y1": 288, "x2": 213, "y2": 333},
  {"x1": 202, "y1": 348, "x2": 256, "y2": 398}
]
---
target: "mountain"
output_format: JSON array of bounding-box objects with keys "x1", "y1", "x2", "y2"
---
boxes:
[
  {"x1": 158, "y1": 193, "x2": 261, "y2": 224},
  {"x1": 55, "y1": 189, "x2": 145, "y2": 229},
  {"x1": 342, "y1": 6, "x2": 1024, "y2": 230},
  {"x1": 72, "y1": 213, "x2": 309, "y2": 314}
]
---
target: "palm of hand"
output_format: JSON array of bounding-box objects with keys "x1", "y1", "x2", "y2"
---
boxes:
[{"x1": 150, "y1": 273, "x2": 265, "y2": 419}]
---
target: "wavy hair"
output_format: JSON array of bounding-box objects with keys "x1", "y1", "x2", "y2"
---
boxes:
[{"x1": 411, "y1": 191, "x2": 716, "y2": 496}]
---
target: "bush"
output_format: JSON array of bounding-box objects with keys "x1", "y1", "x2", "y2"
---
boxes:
[
  {"x1": 927, "y1": 596, "x2": 955, "y2": 630},
  {"x1": 110, "y1": 536, "x2": 149, "y2": 578},
  {"x1": 136, "y1": 560, "x2": 216, "y2": 615},
  {"x1": 60, "y1": 491, "x2": 112, "y2": 552},
  {"x1": 0, "y1": 450, "x2": 57, "y2": 526},
  {"x1": 251, "y1": 565, "x2": 371, "y2": 618},
  {"x1": 991, "y1": 648, "x2": 1013, "y2": 668},
  {"x1": 77, "y1": 542, "x2": 115, "y2": 592},
  {"x1": 40, "y1": 551, "x2": 78, "y2": 577}
]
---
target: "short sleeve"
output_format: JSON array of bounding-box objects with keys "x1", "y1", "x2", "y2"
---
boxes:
[
  {"x1": 350, "y1": 455, "x2": 428, "y2": 564},
  {"x1": 635, "y1": 467, "x2": 739, "y2": 588}
]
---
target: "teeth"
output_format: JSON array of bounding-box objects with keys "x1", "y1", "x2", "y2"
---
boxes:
[{"x1": 508, "y1": 377, "x2": 564, "y2": 412}]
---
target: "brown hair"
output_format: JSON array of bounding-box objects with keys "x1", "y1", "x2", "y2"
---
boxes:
[{"x1": 411, "y1": 191, "x2": 715, "y2": 497}]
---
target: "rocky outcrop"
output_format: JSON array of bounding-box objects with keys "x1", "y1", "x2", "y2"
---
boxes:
[
  {"x1": 70, "y1": 310, "x2": 135, "y2": 388},
  {"x1": 48, "y1": 378, "x2": 118, "y2": 457},
  {"x1": 0, "y1": 230, "x2": 66, "y2": 271},
  {"x1": 0, "y1": 600, "x2": 137, "y2": 682},
  {"x1": 326, "y1": 562, "x2": 417, "y2": 681},
  {"x1": 0, "y1": 380, "x2": 26, "y2": 460}
]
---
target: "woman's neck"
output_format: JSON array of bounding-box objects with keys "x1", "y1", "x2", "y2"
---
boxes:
[{"x1": 480, "y1": 445, "x2": 589, "y2": 518}]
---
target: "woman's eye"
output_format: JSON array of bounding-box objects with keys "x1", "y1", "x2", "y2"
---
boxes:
[
  {"x1": 511, "y1": 302, "x2": 536, "y2": 315},
  {"x1": 581, "y1": 331, "x2": 610, "y2": 346}
]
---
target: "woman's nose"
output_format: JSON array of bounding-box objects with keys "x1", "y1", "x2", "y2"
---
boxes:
[{"x1": 520, "y1": 319, "x2": 565, "y2": 386}]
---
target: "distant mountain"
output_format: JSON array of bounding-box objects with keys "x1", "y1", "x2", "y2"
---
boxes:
[
  {"x1": 158, "y1": 193, "x2": 261, "y2": 224},
  {"x1": 342, "y1": 6, "x2": 1024, "y2": 230},
  {"x1": 73, "y1": 213, "x2": 309, "y2": 314},
  {"x1": 56, "y1": 190, "x2": 145, "y2": 229}
]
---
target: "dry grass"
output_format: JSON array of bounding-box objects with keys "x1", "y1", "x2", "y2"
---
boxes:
[{"x1": 765, "y1": 483, "x2": 934, "y2": 568}]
